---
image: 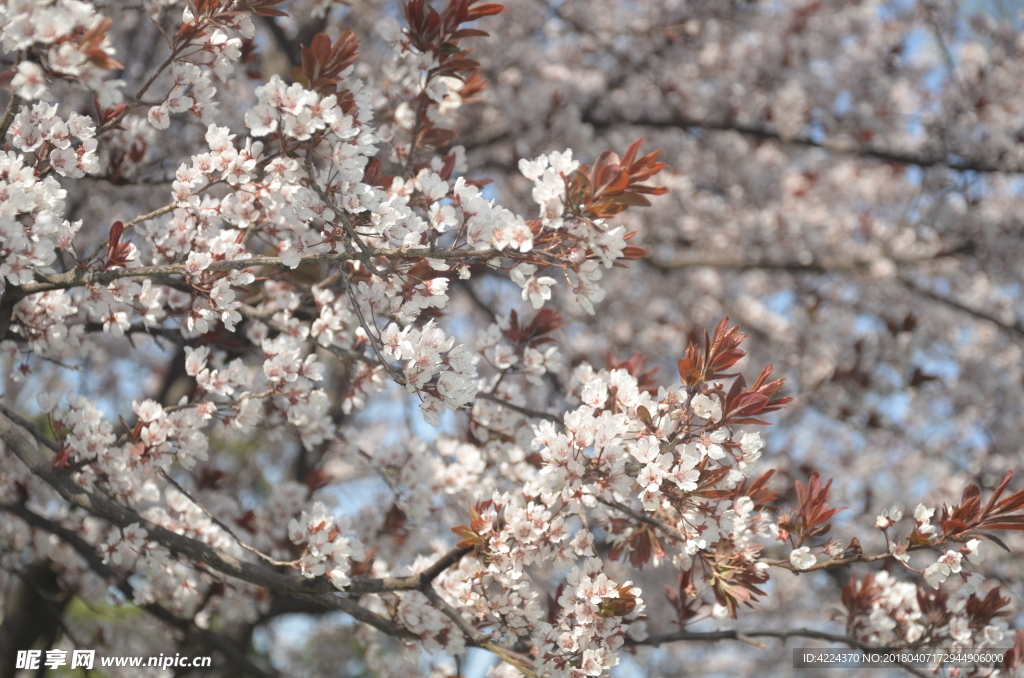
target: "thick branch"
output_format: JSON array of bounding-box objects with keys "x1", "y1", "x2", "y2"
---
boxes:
[
  {"x1": 18, "y1": 246, "x2": 502, "y2": 296},
  {"x1": 0, "y1": 403, "x2": 59, "y2": 452},
  {"x1": 763, "y1": 551, "x2": 893, "y2": 574},
  {"x1": 0, "y1": 502, "x2": 278, "y2": 678},
  {"x1": 302, "y1": 592, "x2": 418, "y2": 640},
  {"x1": 0, "y1": 410, "x2": 473, "y2": 597},
  {"x1": 260, "y1": 16, "x2": 302, "y2": 68}
]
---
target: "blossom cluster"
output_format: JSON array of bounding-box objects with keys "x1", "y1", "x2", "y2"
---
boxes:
[
  {"x1": 1, "y1": 1, "x2": 124, "y2": 104},
  {"x1": 379, "y1": 319, "x2": 477, "y2": 423},
  {"x1": 288, "y1": 501, "x2": 366, "y2": 590},
  {"x1": 534, "y1": 558, "x2": 647, "y2": 678},
  {"x1": 1, "y1": 104, "x2": 96, "y2": 288}
]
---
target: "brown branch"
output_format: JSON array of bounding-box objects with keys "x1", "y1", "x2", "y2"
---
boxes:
[
  {"x1": 340, "y1": 267, "x2": 407, "y2": 386},
  {"x1": 420, "y1": 547, "x2": 474, "y2": 584},
  {"x1": 476, "y1": 391, "x2": 562, "y2": 424},
  {"x1": 898, "y1": 275, "x2": 1024, "y2": 342},
  {"x1": 124, "y1": 203, "x2": 177, "y2": 229},
  {"x1": 260, "y1": 16, "x2": 302, "y2": 68},
  {"x1": 0, "y1": 501, "x2": 279, "y2": 678},
  {"x1": 0, "y1": 283, "x2": 23, "y2": 341},
  {"x1": 595, "y1": 496, "x2": 687, "y2": 543},
  {"x1": 97, "y1": 39, "x2": 190, "y2": 135},
  {"x1": 459, "y1": 278, "x2": 500, "y2": 324},
  {"x1": 0, "y1": 409, "x2": 474, "y2": 597},
  {"x1": 302, "y1": 591, "x2": 418, "y2": 640},
  {"x1": 258, "y1": 15, "x2": 329, "y2": 71},
  {"x1": 582, "y1": 111, "x2": 1024, "y2": 175},
  {"x1": 421, "y1": 586, "x2": 486, "y2": 644},
  {"x1": 0, "y1": 92, "x2": 23, "y2": 141},
  {"x1": 644, "y1": 252, "x2": 1024, "y2": 343},
  {"x1": 762, "y1": 551, "x2": 894, "y2": 574},
  {"x1": 157, "y1": 469, "x2": 299, "y2": 568},
  {"x1": 18, "y1": 246, "x2": 502, "y2": 296},
  {"x1": 420, "y1": 586, "x2": 540, "y2": 678},
  {"x1": 0, "y1": 402, "x2": 59, "y2": 452}
]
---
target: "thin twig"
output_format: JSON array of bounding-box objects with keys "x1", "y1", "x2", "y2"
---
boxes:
[
  {"x1": 421, "y1": 586, "x2": 540, "y2": 678},
  {"x1": 767, "y1": 552, "x2": 881, "y2": 573},
  {"x1": 340, "y1": 267, "x2": 407, "y2": 385},
  {"x1": 98, "y1": 42, "x2": 188, "y2": 135},
  {"x1": 595, "y1": 496, "x2": 687, "y2": 543},
  {"x1": 303, "y1": 147, "x2": 390, "y2": 279},
  {"x1": 124, "y1": 203, "x2": 177, "y2": 229},
  {"x1": 476, "y1": 391, "x2": 562, "y2": 424},
  {"x1": 158, "y1": 469, "x2": 299, "y2": 568}
]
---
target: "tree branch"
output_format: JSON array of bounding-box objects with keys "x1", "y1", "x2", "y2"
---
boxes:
[
  {"x1": 476, "y1": 391, "x2": 562, "y2": 424},
  {"x1": 97, "y1": 40, "x2": 189, "y2": 135},
  {"x1": 582, "y1": 111, "x2": 1024, "y2": 175},
  {"x1": 259, "y1": 16, "x2": 302, "y2": 68},
  {"x1": 644, "y1": 253, "x2": 1024, "y2": 343},
  {"x1": 0, "y1": 92, "x2": 23, "y2": 141},
  {"x1": 0, "y1": 402, "x2": 59, "y2": 452},
  {"x1": 0, "y1": 409, "x2": 474, "y2": 598},
  {"x1": 17, "y1": 246, "x2": 503, "y2": 296},
  {"x1": 762, "y1": 551, "x2": 893, "y2": 574},
  {"x1": 596, "y1": 496, "x2": 687, "y2": 543},
  {"x1": 420, "y1": 586, "x2": 541, "y2": 678},
  {"x1": 897, "y1": 275, "x2": 1024, "y2": 342},
  {"x1": 302, "y1": 591, "x2": 418, "y2": 640},
  {"x1": 0, "y1": 501, "x2": 279, "y2": 678}
]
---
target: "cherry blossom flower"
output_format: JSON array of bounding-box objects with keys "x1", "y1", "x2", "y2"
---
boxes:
[
  {"x1": 789, "y1": 546, "x2": 816, "y2": 570},
  {"x1": 12, "y1": 61, "x2": 49, "y2": 100}
]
